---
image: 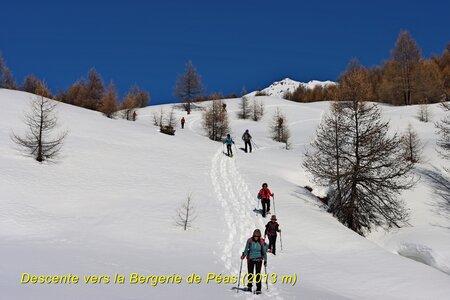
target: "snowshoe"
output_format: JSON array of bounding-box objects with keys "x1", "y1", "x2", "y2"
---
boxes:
[
  {"x1": 255, "y1": 290, "x2": 262, "y2": 295},
  {"x1": 243, "y1": 287, "x2": 252, "y2": 292}
]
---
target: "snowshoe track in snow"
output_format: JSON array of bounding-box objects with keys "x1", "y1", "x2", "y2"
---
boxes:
[{"x1": 211, "y1": 148, "x2": 282, "y2": 299}]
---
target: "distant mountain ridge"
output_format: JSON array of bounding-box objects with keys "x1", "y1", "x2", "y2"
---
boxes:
[{"x1": 251, "y1": 78, "x2": 336, "y2": 98}]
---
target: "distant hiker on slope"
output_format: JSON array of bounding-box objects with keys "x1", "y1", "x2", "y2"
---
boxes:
[
  {"x1": 258, "y1": 183, "x2": 274, "y2": 218},
  {"x1": 240, "y1": 229, "x2": 267, "y2": 294},
  {"x1": 242, "y1": 129, "x2": 252, "y2": 153},
  {"x1": 132, "y1": 110, "x2": 137, "y2": 121},
  {"x1": 224, "y1": 134, "x2": 235, "y2": 157},
  {"x1": 181, "y1": 117, "x2": 185, "y2": 129},
  {"x1": 265, "y1": 215, "x2": 281, "y2": 255}
]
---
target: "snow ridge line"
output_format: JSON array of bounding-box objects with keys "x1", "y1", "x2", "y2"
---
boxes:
[{"x1": 211, "y1": 148, "x2": 282, "y2": 299}]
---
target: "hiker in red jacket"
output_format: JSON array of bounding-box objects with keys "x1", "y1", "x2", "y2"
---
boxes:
[
  {"x1": 257, "y1": 183, "x2": 273, "y2": 218},
  {"x1": 265, "y1": 215, "x2": 281, "y2": 255}
]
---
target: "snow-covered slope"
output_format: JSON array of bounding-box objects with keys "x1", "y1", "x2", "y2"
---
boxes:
[
  {"x1": 1, "y1": 89, "x2": 449, "y2": 300},
  {"x1": 250, "y1": 78, "x2": 336, "y2": 98}
]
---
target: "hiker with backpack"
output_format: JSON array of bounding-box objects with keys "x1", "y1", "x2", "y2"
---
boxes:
[
  {"x1": 223, "y1": 134, "x2": 235, "y2": 157},
  {"x1": 240, "y1": 229, "x2": 267, "y2": 294},
  {"x1": 257, "y1": 183, "x2": 274, "y2": 218},
  {"x1": 265, "y1": 215, "x2": 281, "y2": 255},
  {"x1": 242, "y1": 129, "x2": 252, "y2": 153}
]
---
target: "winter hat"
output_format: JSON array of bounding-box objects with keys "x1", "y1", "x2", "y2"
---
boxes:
[
  {"x1": 262, "y1": 183, "x2": 268, "y2": 188},
  {"x1": 271, "y1": 215, "x2": 277, "y2": 221},
  {"x1": 253, "y1": 229, "x2": 261, "y2": 237}
]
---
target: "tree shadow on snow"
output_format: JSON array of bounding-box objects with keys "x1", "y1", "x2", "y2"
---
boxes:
[
  {"x1": 173, "y1": 103, "x2": 205, "y2": 112},
  {"x1": 417, "y1": 167, "x2": 450, "y2": 223},
  {"x1": 290, "y1": 186, "x2": 329, "y2": 212}
]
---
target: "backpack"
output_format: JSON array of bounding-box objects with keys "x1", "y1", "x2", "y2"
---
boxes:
[{"x1": 266, "y1": 221, "x2": 278, "y2": 236}]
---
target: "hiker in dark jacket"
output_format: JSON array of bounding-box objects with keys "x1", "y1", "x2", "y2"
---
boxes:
[
  {"x1": 242, "y1": 129, "x2": 252, "y2": 153},
  {"x1": 240, "y1": 229, "x2": 267, "y2": 294},
  {"x1": 223, "y1": 134, "x2": 235, "y2": 157},
  {"x1": 257, "y1": 183, "x2": 274, "y2": 218},
  {"x1": 181, "y1": 117, "x2": 185, "y2": 129},
  {"x1": 265, "y1": 215, "x2": 281, "y2": 255}
]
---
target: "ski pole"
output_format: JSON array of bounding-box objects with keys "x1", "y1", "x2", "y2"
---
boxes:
[
  {"x1": 233, "y1": 143, "x2": 238, "y2": 157},
  {"x1": 265, "y1": 265, "x2": 269, "y2": 291},
  {"x1": 237, "y1": 258, "x2": 243, "y2": 293},
  {"x1": 251, "y1": 140, "x2": 259, "y2": 149}
]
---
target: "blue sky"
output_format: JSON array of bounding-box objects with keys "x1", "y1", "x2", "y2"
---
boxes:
[{"x1": 1, "y1": 0, "x2": 449, "y2": 104}]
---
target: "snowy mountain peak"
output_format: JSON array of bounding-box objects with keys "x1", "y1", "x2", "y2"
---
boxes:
[{"x1": 257, "y1": 77, "x2": 336, "y2": 98}]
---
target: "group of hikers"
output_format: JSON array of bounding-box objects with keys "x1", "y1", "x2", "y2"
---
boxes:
[
  {"x1": 178, "y1": 109, "x2": 281, "y2": 295},
  {"x1": 238, "y1": 183, "x2": 282, "y2": 294},
  {"x1": 223, "y1": 129, "x2": 253, "y2": 157}
]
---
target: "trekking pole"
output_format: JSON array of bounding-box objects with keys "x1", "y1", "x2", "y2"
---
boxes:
[
  {"x1": 280, "y1": 231, "x2": 283, "y2": 252},
  {"x1": 237, "y1": 258, "x2": 243, "y2": 293},
  {"x1": 233, "y1": 143, "x2": 238, "y2": 157},
  {"x1": 272, "y1": 195, "x2": 276, "y2": 215},
  {"x1": 265, "y1": 265, "x2": 269, "y2": 291}
]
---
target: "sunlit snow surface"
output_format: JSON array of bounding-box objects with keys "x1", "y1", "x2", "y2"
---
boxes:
[{"x1": 1, "y1": 89, "x2": 449, "y2": 299}]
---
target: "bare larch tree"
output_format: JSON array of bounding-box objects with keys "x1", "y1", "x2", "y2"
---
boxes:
[
  {"x1": 238, "y1": 96, "x2": 250, "y2": 119},
  {"x1": 270, "y1": 107, "x2": 290, "y2": 146},
  {"x1": 12, "y1": 87, "x2": 67, "y2": 162},
  {"x1": 203, "y1": 100, "x2": 230, "y2": 141},
  {"x1": 173, "y1": 60, "x2": 204, "y2": 113},
  {"x1": 160, "y1": 107, "x2": 177, "y2": 135},
  {"x1": 417, "y1": 100, "x2": 430, "y2": 122},
  {"x1": 251, "y1": 98, "x2": 264, "y2": 121},
  {"x1": 391, "y1": 30, "x2": 421, "y2": 105},
  {"x1": 303, "y1": 102, "x2": 347, "y2": 204},
  {"x1": 121, "y1": 84, "x2": 150, "y2": 120},
  {"x1": 304, "y1": 60, "x2": 415, "y2": 236},
  {"x1": 0, "y1": 51, "x2": 17, "y2": 89},
  {"x1": 175, "y1": 193, "x2": 197, "y2": 230},
  {"x1": 401, "y1": 123, "x2": 423, "y2": 163}
]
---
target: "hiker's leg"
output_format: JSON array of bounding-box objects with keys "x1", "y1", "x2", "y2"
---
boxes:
[{"x1": 255, "y1": 260, "x2": 262, "y2": 291}]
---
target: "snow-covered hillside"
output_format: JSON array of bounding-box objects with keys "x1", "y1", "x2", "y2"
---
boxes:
[
  {"x1": 249, "y1": 78, "x2": 336, "y2": 98},
  {"x1": 1, "y1": 89, "x2": 450, "y2": 300}
]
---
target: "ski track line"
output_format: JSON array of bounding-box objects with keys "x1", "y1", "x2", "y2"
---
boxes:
[{"x1": 211, "y1": 148, "x2": 283, "y2": 299}]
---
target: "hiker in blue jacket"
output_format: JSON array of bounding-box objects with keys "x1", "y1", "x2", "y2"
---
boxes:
[
  {"x1": 223, "y1": 134, "x2": 235, "y2": 157},
  {"x1": 240, "y1": 229, "x2": 267, "y2": 294}
]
